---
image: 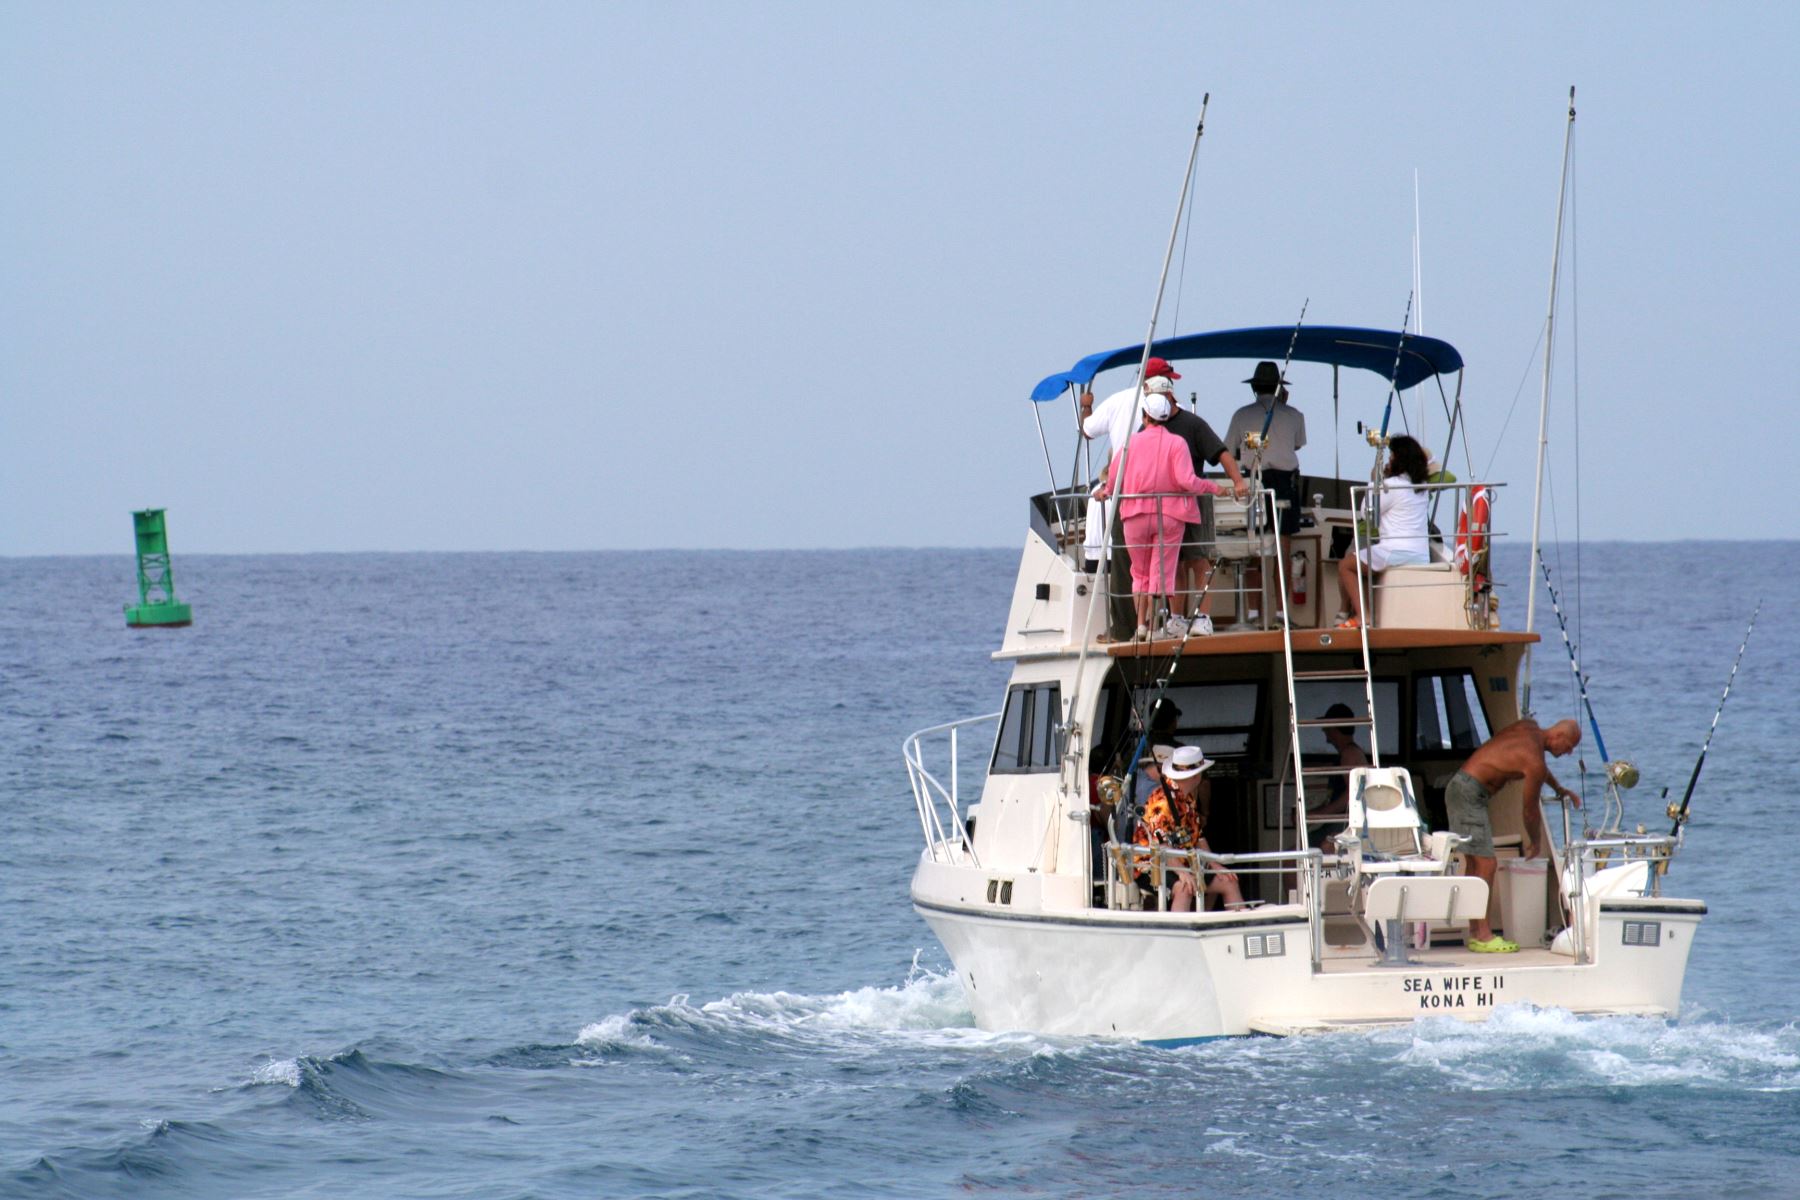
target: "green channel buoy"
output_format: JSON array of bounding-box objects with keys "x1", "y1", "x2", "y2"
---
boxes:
[{"x1": 124, "y1": 508, "x2": 193, "y2": 628}]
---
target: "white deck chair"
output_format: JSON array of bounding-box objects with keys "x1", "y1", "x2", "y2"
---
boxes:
[{"x1": 1336, "y1": 766, "x2": 1435, "y2": 868}]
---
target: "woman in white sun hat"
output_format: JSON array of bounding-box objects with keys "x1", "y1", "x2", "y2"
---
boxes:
[{"x1": 1133, "y1": 745, "x2": 1244, "y2": 911}]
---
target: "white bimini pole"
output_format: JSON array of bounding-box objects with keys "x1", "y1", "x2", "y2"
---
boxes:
[{"x1": 1521, "y1": 86, "x2": 1576, "y2": 717}]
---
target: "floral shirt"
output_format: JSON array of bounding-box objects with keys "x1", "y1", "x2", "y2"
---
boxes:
[{"x1": 1133, "y1": 783, "x2": 1202, "y2": 874}]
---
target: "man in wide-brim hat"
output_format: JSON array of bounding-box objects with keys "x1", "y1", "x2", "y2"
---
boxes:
[{"x1": 1227, "y1": 361, "x2": 1308, "y2": 625}]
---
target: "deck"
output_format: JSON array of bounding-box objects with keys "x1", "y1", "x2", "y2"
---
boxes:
[{"x1": 1105, "y1": 627, "x2": 1538, "y2": 658}]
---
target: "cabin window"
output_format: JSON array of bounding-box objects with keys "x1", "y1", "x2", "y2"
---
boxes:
[
  {"x1": 1132, "y1": 682, "x2": 1264, "y2": 758},
  {"x1": 991, "y1": 683, "x2": 1063, "y2": 774},
  {"x1": 1414, "y1": 670, "x2": 1492, "y2": 754},
  {"x1": 1292, "y1": 677, "x2": 1402, "y2": 758}
]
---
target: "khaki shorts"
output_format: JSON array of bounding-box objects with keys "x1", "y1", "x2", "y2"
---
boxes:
[{"x1": 1446, "y1": 769, "x2": 1495, "y2": 858}]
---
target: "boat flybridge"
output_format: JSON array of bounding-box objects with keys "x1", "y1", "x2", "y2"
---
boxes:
[{"x1": 903, "y1": 326, "x2": 1704, "y2": 1042}]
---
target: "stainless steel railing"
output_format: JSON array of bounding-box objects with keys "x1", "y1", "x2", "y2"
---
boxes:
[
  {"x1": 1087, "y1": 487, "x2": 1263, "y2": 629},
  {"x1": 1102, "y1": 841, "x2": 1327, "y2": 965},
  {"x1": 902, "y1": 712, "x2": 1000, "y2": 866},
  {"x1": 1346, "y1": 479, "x2": 1505, "y2": 631}
]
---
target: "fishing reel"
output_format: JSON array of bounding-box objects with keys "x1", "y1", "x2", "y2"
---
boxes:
[
  {"x1": 1095, "y1": 775, "x2": 1126, "y2": 810},
  {"x1": 1606, "y1": 759, "x2": 1640, "y2": 789}
]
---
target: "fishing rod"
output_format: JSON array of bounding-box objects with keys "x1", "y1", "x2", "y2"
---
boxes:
[
  {"x1": 1256, "y1": 298, "x2": 1309, "y2": 444},
  {"x1": 1666, "y1": 601, "x2": 1759, "y2": 844},
  {"x1": 1106, "y1": 558, "x2": 1227, "y2": 843},
  {"x1": 1376, "y1": 292, "x2": 1415, "y2": 441},
  {"x1": 1538, "y1": 560, "x2": 1636, "y2": 827}
]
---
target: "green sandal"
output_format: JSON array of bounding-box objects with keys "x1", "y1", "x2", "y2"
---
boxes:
[{"x1": 1468, "y1": 935, "x2": 1520, "y2": 954}]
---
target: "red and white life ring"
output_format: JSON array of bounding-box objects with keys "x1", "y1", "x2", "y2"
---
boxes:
[{"x1": 1455, "y1": 485, "x2": 1491, "y2": 577}]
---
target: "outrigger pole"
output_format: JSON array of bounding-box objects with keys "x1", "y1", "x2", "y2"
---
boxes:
[
  {"x1": 1070, "y1": 97, "x2": 1209, "y2": 656},
  {"x1": 1666, "y1": 603, "x2": 1759, "y2": 850},
  {"x1": 1521, "y1": 86, "x2": 1577, "y2": 716},
  {"x1": 1063, "y1": 97, "x2": 1211, "y2": 849},
  {"x1": 1356, "y1": 292, "x2": 1414, "y2": 612}
]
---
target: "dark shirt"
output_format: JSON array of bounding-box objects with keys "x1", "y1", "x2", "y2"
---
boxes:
[{"x1": 1163, "y1": 407, "x2": 1228, "y2": 473}]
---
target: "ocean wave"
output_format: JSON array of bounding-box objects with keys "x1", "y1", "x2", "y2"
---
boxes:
[
  {"x1": 6, "y1": 1119, "x2": 227, "y2": 1195},
  {"x1": 1377, "y1": 1004, "x2": 1800, "y2": 1091},
  {"x1": 570, "y1": 960, "x2": 1022, "y2": 1064},
  {"x1": 236, "y1": 1048, "x2": 460, "y2": 1122}
]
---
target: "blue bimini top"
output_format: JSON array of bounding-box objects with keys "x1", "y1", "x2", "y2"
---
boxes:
[{"x1": 1028, "y1": 325, "x2": 1464, "y2": 402}]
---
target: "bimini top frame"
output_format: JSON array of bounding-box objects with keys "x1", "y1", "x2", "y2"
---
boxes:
[{"x1": 1028, "y1": 325, "x2": 1464, "y2": 401}]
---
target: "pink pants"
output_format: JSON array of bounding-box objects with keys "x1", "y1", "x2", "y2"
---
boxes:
[{"x1": 1123, "y1": 512, "x2": 1184, "y2": 595}]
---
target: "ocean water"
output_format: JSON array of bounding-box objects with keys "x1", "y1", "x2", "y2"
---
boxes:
[{"x1": 2, "y1": 543, "x2": 1797, "y2": 1199}]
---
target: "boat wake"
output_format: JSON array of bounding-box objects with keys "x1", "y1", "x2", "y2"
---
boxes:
[
  {"x1": 571, "y1": 960, "x2": 1018, "y2": 1063},
  {"x1": 1371, "y1": 1004, "x2": 1800, "y2": 1091}
]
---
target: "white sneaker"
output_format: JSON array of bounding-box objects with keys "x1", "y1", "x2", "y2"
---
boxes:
[
  {"x1": 1188, "y1": 613, "x2": 1214, "y2": 636},
  {"x1": 1160, "y1": 615, "x2": 1190, "y2": 639},
  {"x1": 1133, "y1": 623, "x2": 1150, "y2": 641}
]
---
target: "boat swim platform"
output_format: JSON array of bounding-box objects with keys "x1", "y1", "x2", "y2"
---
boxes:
[
  {"x1": 1105, "y1": 627, "x2": 1538, "y2": 658},
  {"x1": 1246, "y1": 1003, "x2": 1669, "y2": 1038}
]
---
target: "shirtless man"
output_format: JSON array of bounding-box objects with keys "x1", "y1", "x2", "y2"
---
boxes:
[{"x1": 1449, "y1": 718, "x2": 1582, "y2": 953}]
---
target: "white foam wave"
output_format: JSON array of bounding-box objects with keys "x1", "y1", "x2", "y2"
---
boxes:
[
  {"x1": 1381, "y1": 1004, "x2": 1800, "y2": 1091},
  {"x1": 249, "y1": 1058, "x2": 302, "y2": 1088},
  {"x1": 572, "y1": 956, "x2": 1015, "y2": 1056},
  {"x1": 574, "y1": 1013, "x2": 665, "y2": 1052}
]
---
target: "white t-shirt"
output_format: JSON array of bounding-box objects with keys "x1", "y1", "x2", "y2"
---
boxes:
[
  {"x1": 1083, "y1": 384, "x2": 1148, "y2": 464},
  {"x1": 1368, "y1": 477, "x2": 1430, "y2": 561},
  {"x1": 1080, "y1": 385, "x2": 1149, "y2": 559}
]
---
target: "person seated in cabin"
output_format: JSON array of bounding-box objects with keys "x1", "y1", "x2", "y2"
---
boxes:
[
  {"x1": 1107, "y1": 695, "x2": 1184, "y2": 852},
  {"x1": 1335, "y1": 434, "x2": 1432, "y2": 630},
  {"x1": 1311, "y1": 702, "x2": 1370, "y2": 845},
  {"x1": 1091, "y1": 384, "x2": 1229, "y2": 640},
  {"x1": 1133, "y1": 746, "x2": 1244, "y2": 912},
  {"x1": 1447, "y1": 717, "x2": 1582, "y2": 954}
]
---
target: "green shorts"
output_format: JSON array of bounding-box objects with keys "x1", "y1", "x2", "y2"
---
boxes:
[{"x1": 1446, "y1": 769, "x2": 1495, "y2": 858}]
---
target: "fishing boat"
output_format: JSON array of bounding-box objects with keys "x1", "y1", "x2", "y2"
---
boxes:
[{"x1": 902, "y1": 101, "x2": 1710, "y2": 1041}]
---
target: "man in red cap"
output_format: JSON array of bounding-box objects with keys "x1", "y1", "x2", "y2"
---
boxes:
[{"x1": 1080, "y1": 358, "x2": 1182, "y2": 640}]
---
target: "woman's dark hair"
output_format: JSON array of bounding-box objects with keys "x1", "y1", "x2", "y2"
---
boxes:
[{"x1": 1386, "y1": 435, "x2": 1430, "y2": 484}]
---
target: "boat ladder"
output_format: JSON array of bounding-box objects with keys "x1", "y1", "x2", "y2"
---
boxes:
[{"x1": 1270, "y1": 522, "x2": 1380, "y2": 854}]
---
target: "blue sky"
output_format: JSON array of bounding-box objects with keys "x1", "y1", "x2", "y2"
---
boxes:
[{"x1": 4, "y1": 2, "x2": 1795, "y2": 554}]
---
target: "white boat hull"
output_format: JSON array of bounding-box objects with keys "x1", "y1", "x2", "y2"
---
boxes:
[{"x1": 912, "y1": 858, "x2": 1703, "y2": 1041}]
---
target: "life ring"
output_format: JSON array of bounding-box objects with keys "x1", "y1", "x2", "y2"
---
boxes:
[{"x1": 1455, "y1": 486, "x2": 1491, "y2": 576}]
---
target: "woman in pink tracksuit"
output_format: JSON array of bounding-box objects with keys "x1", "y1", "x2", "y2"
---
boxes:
[{"x1": 1093, "y1": 384, "x2": 1226, "y2": 639}]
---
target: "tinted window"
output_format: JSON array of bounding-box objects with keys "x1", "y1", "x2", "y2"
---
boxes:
[
  {"x1": 991, "y1": 683, "x2": 1062, "y2": 774},
  {"x1": 1415, "y1": 671, "x2": 1491, "y2": 753},
  {"x1": 1132, "y1": 682, "x2": 1262, "y2": 758},
  {"x1": 1293, "y1": 678, "x2": 1401, "y2": 758}
]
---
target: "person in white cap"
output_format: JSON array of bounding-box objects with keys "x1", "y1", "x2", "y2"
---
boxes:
[
  {"x1": 1133, "y1": 746, "x2": 1243, "y2": 911},
  {"x1": 1092, "y1": 381, "x2": 1229, "y2": 640},
  {"x1": 1079, "y1": 357, "x2": 1181, "y2": 641}
]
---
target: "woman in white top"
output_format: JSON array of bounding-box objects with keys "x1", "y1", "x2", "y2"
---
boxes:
[{"x1": 1337, "y1": 434, "x2": 1432, "y2": 629}]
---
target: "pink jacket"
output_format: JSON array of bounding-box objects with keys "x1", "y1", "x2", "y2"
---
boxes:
[{"x1": 1103, "y1": 424, "x2": 1223, "y2": 523}]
